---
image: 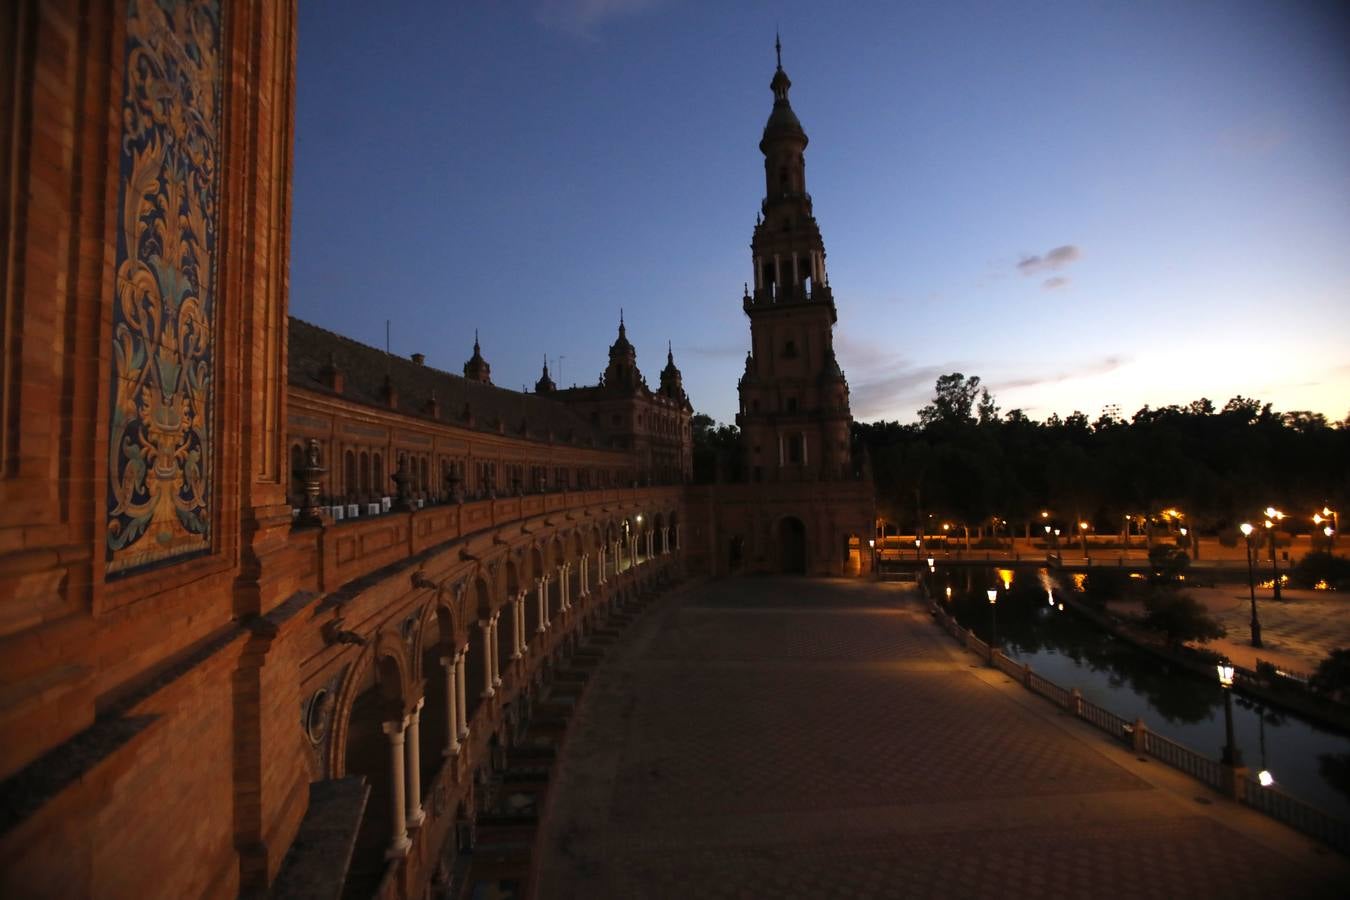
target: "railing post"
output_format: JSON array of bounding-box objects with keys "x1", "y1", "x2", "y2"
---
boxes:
[
  {"x1": 1022, "y1": 663, "x2": 1032, "y2": 687},
  {"x1": 1131, "y1": 717, "x2": 1147, "y2": 753},
  {"x1": 1067, "y1": 687, "x2": 1082, "y2": 716},
  {"x1": 1222, "y1": 763, "x2": 1249, "y2": 802}
]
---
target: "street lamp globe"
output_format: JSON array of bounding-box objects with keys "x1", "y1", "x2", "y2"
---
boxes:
[
  {"x1": 868, "y1": 538, "x2": 875, "y2": 549},
  {"x1": 1258, "y1": 770, "x2": 1275, "y2": 787},
  {"x1": 1216, "y1": 663, "x2": 1235, "y2": 688},
  {"x1": 926, "y1": 557, "x2": 935, "y2": 568},
  {"x1": 1325, "y1": 526, "x2": 1335, "y2": 538},
  {"x1": 986, "y1": 589, "x2": 998, "y2": 604},
  {"x1": 1043, "y1": 525, "x2": 1051, "y2": 535},
  {"x1": 1240, "y1": 523, "x2": 1253, "y2": 537}
]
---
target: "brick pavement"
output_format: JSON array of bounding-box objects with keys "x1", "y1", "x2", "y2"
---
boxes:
[{"x1": 535, "y1": 578, "x2": 1348, "y2": 898}]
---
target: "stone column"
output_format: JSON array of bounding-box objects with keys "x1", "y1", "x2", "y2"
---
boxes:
[
  {"x1": 490, "y1": 614, "x2": 502, "y2": 687},
  {"x1": 456, "y1": 646, "x2": 469, "y2": 739},
  {"x1": 440, "y1": 655, "x2": 460, "y2": 756},
  {"x1": 383, "y1": 719, "x2": 412, "y2": 858},
  {"x1": 558, "y1": 565, "x2": 568, "y2": 611},
  {"x1": 518, "y1": 592, "x2": 528, "y2": 650},
  {"x1": 598, "y1": 547, "x2": 606, "y2": 584},
  {"x1": 510, "y1": 599, "x2": 523, "y2": 659},
  {"x1": 405, "y1": 700, "x2": 426, "y2": 828},
  {"x1": 480, "y1": 622, "x2": 495, "y2": 697}
]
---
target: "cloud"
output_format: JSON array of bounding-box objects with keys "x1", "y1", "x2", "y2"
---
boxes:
[
  {"x1": 850, "y1": 365, "x2": 954, "y2": 421},
  {"x1": 1042, "y1": 276, "x2": 1069, "y2": 291},
  {"x1": 535, "y1": 0, "x2": 660, "y2": 38},
  {"x1": 1017, "y1": 244, "x2": 1081, "y2": 275},
  {"x1": 994, "y1": 355, "x2": 1129, "y2": 392}
]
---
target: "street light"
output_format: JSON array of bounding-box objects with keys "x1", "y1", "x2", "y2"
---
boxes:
[
  {"x1": 1239, "y1": 523, "x2": 1262, "y2": 648},
  {"x1": 868, "y1": 538, "x2": 876, "y2": 574},
  {"x1": 986, "y1": 588, "x2": 999, "y2": 662},
  {"x1": 914, "y1": 538, "x2": 921, "y2": 560},
  {"x1": 1216, "y1": 661, "x2": 1242, "y2": 767},
  {"x1": 1264, "y1": 510, "x2": 1283, "y2": 602}
]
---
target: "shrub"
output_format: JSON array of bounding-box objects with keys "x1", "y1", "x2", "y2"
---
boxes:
[
  {"x1": 1147, "y1": 545, "x2": 1189, "y2": 586},
  {"x1": 1311, "y1": 649, "x2": 1350, "y2": 700},
  {"x1": 1141, "y1": 590, "x2": 1225, "y2": 647},
  {"x1": 1291, "y1": 552, "x2": 1350, "y2": 590}
]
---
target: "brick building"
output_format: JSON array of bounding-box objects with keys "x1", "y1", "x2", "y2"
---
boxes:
[{"x1": 0, "y1": 5, "x2": 866, "y2": 899}]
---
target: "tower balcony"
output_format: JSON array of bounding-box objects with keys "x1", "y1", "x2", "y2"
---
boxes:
[{"x1": 745, "y1": 280, "x2": 834, "y2": 309}]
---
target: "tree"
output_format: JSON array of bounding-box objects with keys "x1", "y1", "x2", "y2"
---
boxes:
[
  {"x1": 1141, "y1": 590, "x2": 1225, "y2": 647},
  {"x1": 918, "y1": 373, "x2": 983, "y2": 428},
  {"x1": 1310, "y1": 648, "x2": 1350, "y2": 700}
]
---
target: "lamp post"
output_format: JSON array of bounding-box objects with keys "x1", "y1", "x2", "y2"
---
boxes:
[
  {"x1": 1264, "y1": 507, "x2": 1283, "y2": 601},
  {"x1": 986, "y1": 588, "x2": 999, "y2": 664},
  {"x1": 1239, "y1": 523, "x2": 1262, "y2": 648},
  {"x1": 1216, "y1": 661, "x2": 1242, "y2": 767},
  {"x1": 1079, "y1": 520, "x2": 1090, "y2": 558},
  {"x1": 914, "y1": 538, "x2": 921, "y2": 561},
  {"x1": 868, "y1": 538, "x2": 876, "y2": 575}
]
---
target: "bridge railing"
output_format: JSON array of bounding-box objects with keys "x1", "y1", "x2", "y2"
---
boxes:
[{"x1": 928, "y1": 602, "x2": 1349, "y2": 856}]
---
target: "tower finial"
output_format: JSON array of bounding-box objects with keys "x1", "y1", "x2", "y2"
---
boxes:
[
  {"x1": 775, "y1": 31, "x2": 782, "y2": 69},
  {"x1": 474, "y1": 328, "x2": 480, "y2": 351}
]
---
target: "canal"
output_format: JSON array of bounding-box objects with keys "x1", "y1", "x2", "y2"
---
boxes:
[{"x1": 933, "y1": 565, "x2": 1350, "y2": 822}]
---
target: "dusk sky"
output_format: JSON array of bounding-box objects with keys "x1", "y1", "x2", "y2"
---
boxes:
[{"x1": 291, "y1": 0, "x2": 1350, "y2": 427}]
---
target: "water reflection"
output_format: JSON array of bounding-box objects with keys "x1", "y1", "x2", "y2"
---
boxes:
[{"x1": 934, "y1": 565, "x2": 1350, "y2": 820}]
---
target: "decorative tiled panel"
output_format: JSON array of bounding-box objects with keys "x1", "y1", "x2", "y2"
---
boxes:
[{"x1": 107, "y1": 0, "x2": 222, "y2": 575}]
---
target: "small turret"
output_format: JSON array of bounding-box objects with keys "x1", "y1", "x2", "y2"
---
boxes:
[
  {"x1": 535, "y1": 356, "x2": 556, "y2": 394},
  {"x1": 463, "y1": 330, "x2": 491, "y2": 384},
  {"x1": 659, "y1": 341, "x2": 685, "y2": 402}
]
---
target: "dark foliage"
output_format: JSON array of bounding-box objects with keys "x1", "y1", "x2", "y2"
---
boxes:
[
  {"x1": 1291, "y1": 552, "x2": 1350, "y2": 590},
  {"x1": 1141, "y1": 590, "x2": 1226, "y2": 647},
  {"x1": 853, "y1": 376, "x2": 1350, "y2": 541}
]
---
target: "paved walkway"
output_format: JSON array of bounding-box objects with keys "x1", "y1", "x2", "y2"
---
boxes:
[{"x1": 535, "y1": 578, "x2": 1348, "y2": 899}]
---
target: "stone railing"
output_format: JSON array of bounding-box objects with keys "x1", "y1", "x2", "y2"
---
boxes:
[
  {"x1": 286, "y1": 486, "x2": 682, "y2": 596},
  {"x1": 929, "y1": 602, "x2": 1350, "y2": 857}
]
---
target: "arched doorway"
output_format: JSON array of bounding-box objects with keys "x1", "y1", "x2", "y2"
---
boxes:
[{"x1": 778, "y1": 516, "x2": 807, "y2": 574}]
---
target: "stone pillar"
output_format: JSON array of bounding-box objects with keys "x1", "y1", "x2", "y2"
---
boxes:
[
  {"x1": 383, "y1": 719, "x2": 412, "y2": 858},
  {"x1": 518, "y1": 592, "x2": 528, "y2": 650},
  {"x1": 490, "y1": 614, "x2": 502, "y2": 688},
  {"x1": 558, "y1": 565, "x2": 568, "y2": 611},
  {"x1": 480, "y1": 622, "x2": 495, "y2": 697},
  {"x1": 598, "y1": 547, "x2": 606, "y2": 583},
  {"x1": 440, "y1": 655, "x2": 460, "y2": 756},
  {"x1": 456, "y1": 646, "x2": 469, "y2": 739},
  {"x1": 510, "y1": 598, "x2": 523, "y2": 659},
  {"x1": 405, "y1": 700, "x2": 425, "y2": 828}
]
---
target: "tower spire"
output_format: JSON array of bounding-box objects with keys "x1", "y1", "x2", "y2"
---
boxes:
[{"x1": 775, "y1": 31, "x2": 782, "y2": 69}]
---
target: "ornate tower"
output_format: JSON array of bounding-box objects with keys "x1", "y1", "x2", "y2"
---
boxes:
[
  {"x1": 737, "y1": 41, "x2": 853, "y2": 483},
  {"x1": 602, "y1": 311, "x2": 642, "y2": 392},
  {"x1": 463, "y1": 330, "x2": 492, "y2": 384}
]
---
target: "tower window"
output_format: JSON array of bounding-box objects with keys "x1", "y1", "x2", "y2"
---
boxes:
[{"x1": 783, "y1": 340, "x2": 797, "y2": 358}]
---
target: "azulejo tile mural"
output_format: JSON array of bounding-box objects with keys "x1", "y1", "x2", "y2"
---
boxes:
[{"x1": 107, "y1": 0, "x2": 222, "y2": 575}]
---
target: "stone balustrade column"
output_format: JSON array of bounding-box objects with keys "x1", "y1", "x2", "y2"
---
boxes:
[
  {"x1": 405, "y1": 699, "x2": 426, "y2": 828},
  {"x1": 440, "y1": 655, "x2": 460, "y2": 756},
  {"x1": 382, "y1": 719, "x2": 412, "y2": 858},
  {"x1": 480, "y1": 621, "x2": 495, "y2": 697},
  {"x1": 456, "y1": 646, "x2": 469, "y2": 739},
  {"x1": 558, "y1": 565, "x2": 568, "y2": 611},
  {"x1": 598, "y1": 548, "x2": 606, "y2": 584},
  {"x1": 518, "y1": 592, "x2": 528, "y2": 650}
]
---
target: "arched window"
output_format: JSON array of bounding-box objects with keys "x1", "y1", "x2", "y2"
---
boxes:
[
  {"x1": 359, "y1": 451, "x2": 370, "y2": 496},
  {"x1": 344, "y1": 450, "x2": 357, "y2": 499},
  {"x1": 373, "y1": 453, "x2": 384, "y2": 496}
]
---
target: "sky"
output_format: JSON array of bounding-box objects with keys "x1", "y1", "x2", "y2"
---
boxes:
[{"x1": 291, "y1": 0, "x2": 1350, "y2": 426}]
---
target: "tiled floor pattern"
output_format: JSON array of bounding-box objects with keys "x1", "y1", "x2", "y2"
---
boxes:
[{"x1": 535, "y1": 578, "x2": 1346, "y2": 899}]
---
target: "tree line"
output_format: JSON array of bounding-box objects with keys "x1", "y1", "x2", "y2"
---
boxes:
[
  {"x1": 693, "y1": 373, "x2": 1350, "y2": 543},
  {"x1": 854, "y1": 373, "x2": 1349, "y2": 541}
]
